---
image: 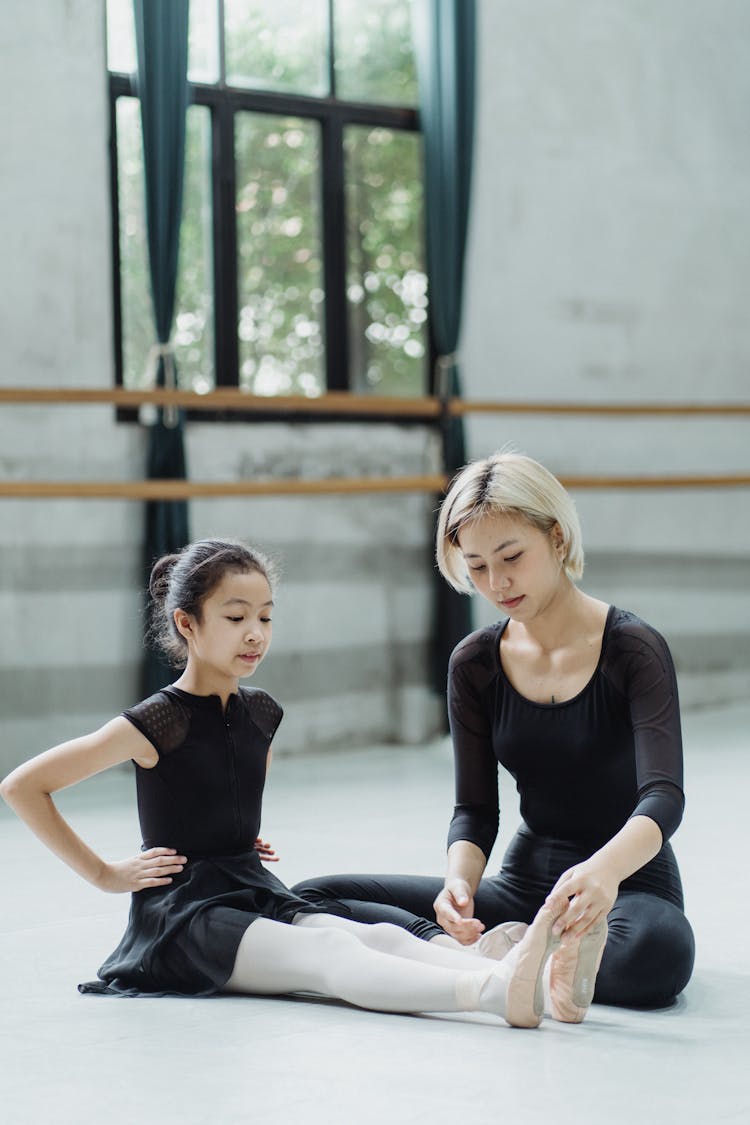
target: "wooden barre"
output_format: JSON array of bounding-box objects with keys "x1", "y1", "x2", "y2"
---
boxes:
[
  {"x1": 1, "y1": 474, "x2": 748, "y2": 499},
  {"x1": 1, "y1": 387, "x2": 748, "y2": 417},
  {"x1": 0, "y1": 476, "x2": 449, "y2": 499},
  {"x1": 0, "y1": 387, "x2": 440, "y2": 417}
]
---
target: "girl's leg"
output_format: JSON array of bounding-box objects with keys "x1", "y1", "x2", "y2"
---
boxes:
[
  {"x1": 222, "y1": 909, "x2": 560, "y2": 1027},
  {"x1": 293, "y1": 912, "x2": 523, "y2": 971},
  {"x1": 594, "y1": 891, "x2": 695, "y2": 1008}
]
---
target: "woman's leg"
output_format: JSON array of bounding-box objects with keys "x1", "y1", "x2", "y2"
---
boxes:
[
  {"x1": 222, "y1": 909, "x2": 560, "y2": 1027},
  {"x1": 291, "y1": 829, "x2": 553, "y2": 940},
  {"x1": 291, "y1": 867, "x2": 542, "y2": 941},
  {"x1": 290, "y1": 873, "x2": 447, "y2": 940},
  {"x1": 594, "y1": 891, "x2": 695, "y2": 1008}
]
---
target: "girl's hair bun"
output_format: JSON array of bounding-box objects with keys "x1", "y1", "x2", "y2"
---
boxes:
[{"x1": 148, "y1": 553, "x2": 181, "y2": 602}]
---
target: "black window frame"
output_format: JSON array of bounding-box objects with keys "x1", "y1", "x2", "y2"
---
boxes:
[{"x1": 108, "y1": 4, "x2": 435, "y2": 425}]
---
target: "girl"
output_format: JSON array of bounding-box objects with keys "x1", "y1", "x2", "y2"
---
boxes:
[
  {"x1": 1, "y1": 537, "x2": 590, "y2": 1029},
  {"x1": 293, "y1": 454, "x2": 696, "y2": 1014}
]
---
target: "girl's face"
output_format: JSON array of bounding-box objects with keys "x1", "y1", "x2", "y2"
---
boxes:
[
  {"x1": 176, "y1": 569, "x2": 273, "y2": 684},
  {"x1": 456, "y1": 512, "x2": 566, "y2": 621}
]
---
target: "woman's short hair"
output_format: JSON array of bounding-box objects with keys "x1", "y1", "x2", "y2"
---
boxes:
[{"x1": 436, "y1": 452, "x2": 584, "y2": 593}]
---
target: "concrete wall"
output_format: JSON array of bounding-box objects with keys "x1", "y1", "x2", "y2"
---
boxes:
[
  {"x1": 462, "y1": 0, "x2": 750, "y2": 706},
  {"x1": 1, "y1": 0, "x2": 748, "y2": 774},
  {"x1": 0, "y1": 1, "x2": 443, "y2": 774}
]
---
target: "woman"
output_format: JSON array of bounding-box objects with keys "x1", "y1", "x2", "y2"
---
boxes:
[{"x1": 293, "y1": 453, "x2": 696, "y2": 1012}]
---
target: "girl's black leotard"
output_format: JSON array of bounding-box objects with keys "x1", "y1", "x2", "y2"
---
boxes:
[
  {"x1": 292, "y1": 606, "x2": 696, "y2": 1007},
  {"x1": 79, "y1": 685, "x2": 325, "y2": 997}
]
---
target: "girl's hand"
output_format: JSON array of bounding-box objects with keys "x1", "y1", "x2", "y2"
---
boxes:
[
  {"x1": 546, "y1": 860, "x2": 618, "y2": 939},
  {"x1": 433, "y1": 879, "x2": 485, "y2": 944},
  {"x1": 97, "y1": 848, "x2": 187, "y2": 893},
  {"x1": 254, "y1": 836, "x2": 279, "y2": 862}
]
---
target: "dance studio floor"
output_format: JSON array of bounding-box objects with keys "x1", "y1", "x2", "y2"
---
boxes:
[{"x1": 1, "y1": 702, "x2": 747, "y2": 1125}]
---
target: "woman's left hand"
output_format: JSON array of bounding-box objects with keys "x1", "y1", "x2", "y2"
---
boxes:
[
  {"x1": 546, "y1": 859, "x2": 618, "y2": 939},
  {"x1": 254, "y1": 836, "x2": 279, "y2": 862}
]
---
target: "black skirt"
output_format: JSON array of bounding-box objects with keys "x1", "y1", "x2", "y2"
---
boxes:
[{"x1": 79, "y1": 850, "x2": 328, "y2": 997}]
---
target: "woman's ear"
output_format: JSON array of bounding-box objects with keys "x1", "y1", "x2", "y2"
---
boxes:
[
  {"x1": 173, "y1": 608, "x2": 193, "y2": 641},
  {"x1": 551, "y1": 522, "x2": 566, "y2": 559}
]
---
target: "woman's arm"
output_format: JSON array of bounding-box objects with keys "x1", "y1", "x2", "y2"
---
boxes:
[
  {"x1": 436, "y1": 641, "x2": 500, "y2": 942},
  {"x1": 548, "y1": 618, "x2": 686, "y2": 937},
  {"x1": 547, "y1": 814, "x2": 663, "y2": 937},
  {"x1": 0, "y1": 718, "x2": 185, "y2": 892},
  {"x1": 433, "y1": 839, "x2": 489, "y2": 943}
]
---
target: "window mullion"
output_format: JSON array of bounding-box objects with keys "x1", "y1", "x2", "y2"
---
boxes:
[
  {"x1": 321, "y1": 112, "x2": 349, "y2": 391},
  {"x1": 109, "y1": 90, "x2": 125, "y2": 390},
  {"x1": 212, "y1": 99, "x2": 239, "y2": 388}
]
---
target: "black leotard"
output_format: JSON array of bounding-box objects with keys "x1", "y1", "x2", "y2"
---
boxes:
[
  {"x1": 80, "y1": 685, "x2": 325, "y2": 996},
  {"x1": 448, "y1": 605, "x2": 685, "y2": 858}
]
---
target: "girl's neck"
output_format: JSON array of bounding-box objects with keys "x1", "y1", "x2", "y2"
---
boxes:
[{"x1": 173, "y1": 662, "x2": 239, "y2": 708}]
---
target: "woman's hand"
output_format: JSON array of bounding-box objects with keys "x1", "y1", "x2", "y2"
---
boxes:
[
  {"x1": 254, "y1": 836, "x2": 279, "y2": 862},
  {"x1": 546, "y1": 859, "x2": 618, "y2": 939},
  {"x1": 97, "y1": 847, "x2": 187, "y2": 893},
  {"x1": 433, "y1": 878, "x2": 485, "y2": 944}
]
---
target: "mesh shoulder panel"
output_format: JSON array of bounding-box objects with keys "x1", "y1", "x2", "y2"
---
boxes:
[
  {"x1": 241, "y1": 688, "x2": 283, "y2": 742},
  {"x1": 123, "y1": 691, "x2": 190, "y2": 755}
]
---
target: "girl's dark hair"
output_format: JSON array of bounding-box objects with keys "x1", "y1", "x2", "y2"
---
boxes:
[{"x1": 148, "y1": 538, "x2": 278, "y2": 667}]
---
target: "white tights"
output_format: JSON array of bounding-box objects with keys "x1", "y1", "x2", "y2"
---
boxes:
[{"x1": 222, "y1": 912, "x2": 512, "y2": 1016}]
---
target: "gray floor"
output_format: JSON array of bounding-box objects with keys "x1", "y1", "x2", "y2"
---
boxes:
[{"x1": 1, "y1": 704, "x2": 748, "y2": 1125}]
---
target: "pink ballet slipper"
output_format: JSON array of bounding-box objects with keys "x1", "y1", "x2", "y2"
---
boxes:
[
  {"x1": 472, "y1": 921, "x2": 528, "y2": 961},
  {"x1": 502, "y1": 905, "x2": 561, "y2": 1028},
  {"x1": 548, "y1": 919, "x2": 608, "y2": 1023}
]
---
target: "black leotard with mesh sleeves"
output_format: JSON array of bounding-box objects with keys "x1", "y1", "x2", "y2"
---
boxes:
[
  {"x1": 447, "y1": 606, "x2": 685, "y2": 859},
  {"x1": 126, "y1": 685, "x2": 282, "y2": 855},
  {"x1": 79, "y1": 684, "x2": 333, "y2": 996}
]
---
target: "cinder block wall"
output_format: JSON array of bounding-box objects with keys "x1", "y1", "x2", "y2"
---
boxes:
[
  {"x1": 2, "y1": 0, "x2": 749, "y2": 776},
  {"x1": 462, "y1": 0, "x2": 750, "y2": 707},
  {"x1": 0, "y1": 2, "x2": 444, "y2": 774}
]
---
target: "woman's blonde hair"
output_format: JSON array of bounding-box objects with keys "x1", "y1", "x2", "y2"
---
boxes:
[{"x1": 436, "y1": 452, "x2": 584, "y2": 593}]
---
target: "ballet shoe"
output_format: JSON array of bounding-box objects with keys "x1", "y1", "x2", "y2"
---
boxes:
[
  {"x1": 483, "y1": 905, "x2": 560, "y2": 1028},
  {"x1": 548, "y1": 919, "x2": 608, "y2": 1023},
  {"x1": 472, "y1": 921, "x2": 528, "y2": 962}
]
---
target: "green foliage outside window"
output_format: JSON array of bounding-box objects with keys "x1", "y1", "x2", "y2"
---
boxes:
[{"x1": 109, "y1": 0, "x2": 427, "y2": 398}]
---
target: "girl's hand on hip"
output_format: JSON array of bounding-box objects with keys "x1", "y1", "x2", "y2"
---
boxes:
[
  {"x1": 97, "y1": 847, "x2": 187, "y2": 893},
  {"x1": 254, "y1": 836, "x2": 279, "y2": 862},
  {"x1": 546, "y1": 860, "x2": 617, "y2": 938},
  {"x1": 433, "y1": 879, "x2": 485, "y2": 944}
]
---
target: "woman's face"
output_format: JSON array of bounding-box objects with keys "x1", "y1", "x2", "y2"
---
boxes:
[{"x1": 456, "y1": 512, "x2": 565, "y2": 621}]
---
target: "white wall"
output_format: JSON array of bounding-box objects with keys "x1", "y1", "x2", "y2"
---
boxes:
[
  {"x1": 462, "y1": 0, "x2": 750, "y2": 705},
  {"x1": 0, "y1": 1, "x2": 443, "y2": 774},
  {"x1": 1, "y1": 1, "x2": 748, "y2": 774}
]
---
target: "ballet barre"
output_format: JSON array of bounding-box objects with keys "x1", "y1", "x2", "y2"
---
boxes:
[
  {"x1": 1, "y1": 474, "x2": 749, "y2": 499},
  {"x1": 1, "y1": 387, "x2": 749, "y2": 417},
  {"x1": 1, "y1": 388, "x2": 747, "y2": 496}
]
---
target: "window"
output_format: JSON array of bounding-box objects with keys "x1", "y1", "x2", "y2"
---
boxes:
[{"x1": 107, "y1": 0, "x2": 428, "y2": 406}]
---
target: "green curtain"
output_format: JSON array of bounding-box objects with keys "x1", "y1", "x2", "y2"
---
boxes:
[
  {"x1": 134, "y1": 0, "x2": 191, "y2": 695},
  {"x1": 413, "y1": 0, "x2": 477, "y2": 692}
]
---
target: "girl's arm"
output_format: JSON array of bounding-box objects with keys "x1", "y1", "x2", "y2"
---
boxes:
[
  {"x1": 0, "y1": 718, "x2": 186, "y2": 893},
  {"x1": 253, "y1": 744, "x2": 279, "y2": 862}
]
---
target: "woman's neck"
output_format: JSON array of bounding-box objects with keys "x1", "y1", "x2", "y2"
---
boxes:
[{"x1": 507, "y1": 583, "x2": 605, "y2": 653}]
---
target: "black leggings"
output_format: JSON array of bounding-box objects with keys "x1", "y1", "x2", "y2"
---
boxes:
[{"x1": 292, "y1": 826, "x2": 696, "y2": 1009}]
